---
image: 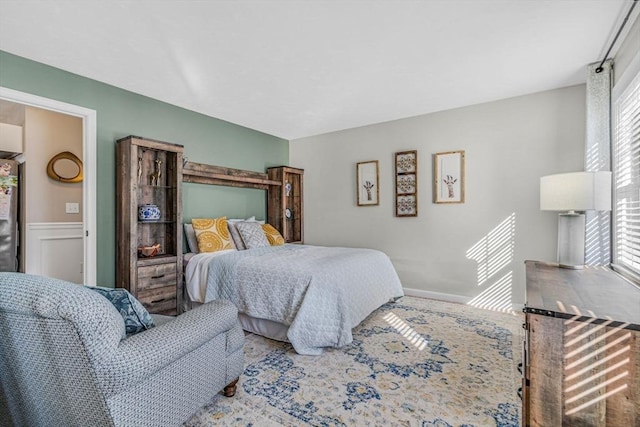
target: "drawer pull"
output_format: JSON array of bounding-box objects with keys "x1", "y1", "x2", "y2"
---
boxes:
[
  {"x1": 151, "y1": 298, "x2": 168, "y2": 304},
  {"x1": 517, "y1": 362, "x2": 522, "y2": 375},
  {"x1": 517, "y1": 387, "x2": 522, "y2": 400},
  {"x1": 151, "y1": 274, "x2": 165, "y2": 279}
]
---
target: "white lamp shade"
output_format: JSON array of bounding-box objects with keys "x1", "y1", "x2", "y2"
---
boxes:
[
  {"x1": 0, "y1": 123, "x2": 23, "y2": 154},
  {"x1": 540, "y1": 171, "x2": 612, "y2": 212}
]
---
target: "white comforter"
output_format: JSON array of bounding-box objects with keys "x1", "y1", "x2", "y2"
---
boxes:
[{"x1": 185, "y1": 245, "x2": 404, "y2": 355}]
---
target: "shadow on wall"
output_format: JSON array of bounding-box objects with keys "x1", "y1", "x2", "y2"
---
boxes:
[{"x1": 465, "y1": 213, "x2": 517, "y2": 314}]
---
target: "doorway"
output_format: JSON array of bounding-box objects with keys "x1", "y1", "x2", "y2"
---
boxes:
[{"x1": 0, "y1": 86, "x2": 97, "y2": 285}]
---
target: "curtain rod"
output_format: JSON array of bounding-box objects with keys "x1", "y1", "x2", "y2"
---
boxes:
[{"x1": 596, "y1": 0, "x2": 638, "y2": 73}]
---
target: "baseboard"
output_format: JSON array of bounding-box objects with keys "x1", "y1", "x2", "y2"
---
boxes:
[
  {"x1": 403, "y1": 287, "x2": 470, "y2": 304},
  {"x1": 403, "y1": 287, "x2": 525, "y2": 312}
]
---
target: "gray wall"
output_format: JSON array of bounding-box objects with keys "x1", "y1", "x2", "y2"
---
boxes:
[{"x1": 291, "y1": 85, "x2": 586, "y2": 307}]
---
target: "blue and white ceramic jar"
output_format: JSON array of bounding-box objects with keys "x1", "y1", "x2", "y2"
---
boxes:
[{"x1": 138, "y1": 204, "x2": 161, "y2": 222}]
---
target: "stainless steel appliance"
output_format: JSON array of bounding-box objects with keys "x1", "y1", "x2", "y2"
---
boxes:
[{"x1": 0, "y1": 159, "x2": 19, "y2": 271}]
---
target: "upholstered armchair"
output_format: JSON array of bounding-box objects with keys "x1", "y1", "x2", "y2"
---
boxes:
[{"x1": 0, "y1": 273, "x2": 244, "y2": 427}]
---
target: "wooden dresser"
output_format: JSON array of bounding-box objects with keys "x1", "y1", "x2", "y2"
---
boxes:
[{"x1": 522, "y1": 261, "x2": 640, "y2": 426}]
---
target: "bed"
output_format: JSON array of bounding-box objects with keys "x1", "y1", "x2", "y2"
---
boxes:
[
  {"x1": 181, "y1": 162, "x2": 404, "y2": 354},
  {"x1": 185, "y1": 244, "x2": 404, "y2": 355}
]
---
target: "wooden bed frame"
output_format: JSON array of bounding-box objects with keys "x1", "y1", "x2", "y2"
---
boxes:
[
  {"x1": 181, "y1": 160, "x2": 280, "y2": 313},
  {"x1": 182, "y1": 161, "x2": 281, "y2": 190}
]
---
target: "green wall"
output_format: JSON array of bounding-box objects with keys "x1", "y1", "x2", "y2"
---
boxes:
[{"x1": 0, "y1": 50, "x2": 288, "y2": 286}]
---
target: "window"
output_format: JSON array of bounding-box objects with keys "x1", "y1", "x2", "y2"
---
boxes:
[{"x1": 613, "y1": 67, "x2": 640, "y2": 278}]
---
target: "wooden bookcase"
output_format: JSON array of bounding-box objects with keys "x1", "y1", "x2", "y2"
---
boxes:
[
  {"x1": 523, "y1": 261, "x2": 640, "y2": 426},
  {"x1": 267, "y1": 166, "x2": 304, "y2": 244},
  {"x1": 116, "y1": 136, "x2": 183, "y2": 315}
]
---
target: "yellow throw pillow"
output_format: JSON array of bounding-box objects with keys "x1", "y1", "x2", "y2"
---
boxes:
[
  {"x1": 192, "y1": 217, "x2": 235, "y2": 252},
  {"x1": 262, "y1": 223, "x2": 285, "y2": 246}
]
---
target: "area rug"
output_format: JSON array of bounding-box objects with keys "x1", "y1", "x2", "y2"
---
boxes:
[{"x1": 184, "y1": 296, "x2": 523, "y2": 426}]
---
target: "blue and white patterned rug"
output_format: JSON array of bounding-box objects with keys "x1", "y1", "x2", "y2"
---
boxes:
[{"x1": 185, "y1": 296, "x2": 523, "y2": 426}]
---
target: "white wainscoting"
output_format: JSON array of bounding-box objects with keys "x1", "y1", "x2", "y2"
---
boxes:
[{"x1": 25, "y1": 222, "x2": 84, "y2": 284}]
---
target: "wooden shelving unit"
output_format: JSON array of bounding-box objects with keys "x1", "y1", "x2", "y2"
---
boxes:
[
  {"x1": 116, "y1": 136, "x2": 183, "y2": 315},
  {"x1": 183, "y1": 161, "x2": 280, "y2": 189},
  {"x1": 267, "y1": 166, "x2": 304, "y2": 244}
]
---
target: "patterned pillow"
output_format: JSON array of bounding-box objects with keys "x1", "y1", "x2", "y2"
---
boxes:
[
  {"x1": 262, "y1": 223, "x2": 285, "y2": 246},
  {"x1": 227, "y1": 217, "x2": 265, "y2": 250},
  {"x1": 89, "y1": 286, "x2": 155, "y2": 336},
  {"x1": 192, "y1": 217, "x2": 235, "y2": 252},
  {"x1": 235, "y1": 221, "x2": 270, "y2": 249}
]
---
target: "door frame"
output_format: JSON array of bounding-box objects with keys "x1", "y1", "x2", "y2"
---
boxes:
[{"x1": 0, "y1": 86, "x2": 97, "y2": 285}]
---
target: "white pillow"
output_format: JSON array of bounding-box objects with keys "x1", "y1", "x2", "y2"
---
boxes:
[{"x1": 240, "y1": 216, "x2": 266, "y2": 225}]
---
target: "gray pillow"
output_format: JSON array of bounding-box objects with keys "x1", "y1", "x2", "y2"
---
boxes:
[
  {"x1": 184, "y1": 223, "x2": 199, "y2": 253},
  {"x1": 235, "y1": 221, "x2": 270, "y2": 249},
  {"x1": 227, "y1": 220, "x2": 247, "y2": 250}
]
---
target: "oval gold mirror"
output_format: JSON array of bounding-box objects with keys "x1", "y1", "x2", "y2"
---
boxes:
[{"x1": 46, "y1": 151, "x2": 83, "y2": 183}]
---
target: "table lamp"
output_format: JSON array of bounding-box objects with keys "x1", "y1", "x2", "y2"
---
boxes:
[{"x1": 540, "y1": 171, "x2": 612, "y2": 269}]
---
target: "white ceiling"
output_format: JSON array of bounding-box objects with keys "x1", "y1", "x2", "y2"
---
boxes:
[{"x1": 0, "y1": 1, "x2": 633, "y2": 140}]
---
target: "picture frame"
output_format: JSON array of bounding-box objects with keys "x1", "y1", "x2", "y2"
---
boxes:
[
  {"x1": 396, "y1": 173, "x2": 416, "y2": 194},
  {"x1": 356, "y1": 160, "x2": 379, "y2": 206},
  {"x1": 395, "y1": 150, "x2": 418, "y2": 217},
  {"x1": 433, "y1": 150, "x2": 465, "y2": 204}
]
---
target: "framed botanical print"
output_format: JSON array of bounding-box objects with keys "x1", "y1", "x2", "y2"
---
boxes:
[
  {"x1": 395, "y1": 150, "x2": 417, "y2": 216},
  {"x1": 433, "y1": 150, "x2": 465, "y2": 204},
  {"x1": 357, "y1": 160, "x2": 379, "y2": 206}
]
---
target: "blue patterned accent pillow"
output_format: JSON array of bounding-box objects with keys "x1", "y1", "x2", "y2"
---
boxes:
[{"x1": 89, "y1": 286, "x2": 155, "y2": 335}]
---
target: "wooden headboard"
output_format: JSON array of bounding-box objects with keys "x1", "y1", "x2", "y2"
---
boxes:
[{"x1": 182, "y1": 161, "x2": 281, "y2": 190}]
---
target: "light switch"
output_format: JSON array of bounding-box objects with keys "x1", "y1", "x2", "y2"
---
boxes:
[{"x1": 66, "y1": 202, "x2": 80, "y2": 214}]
